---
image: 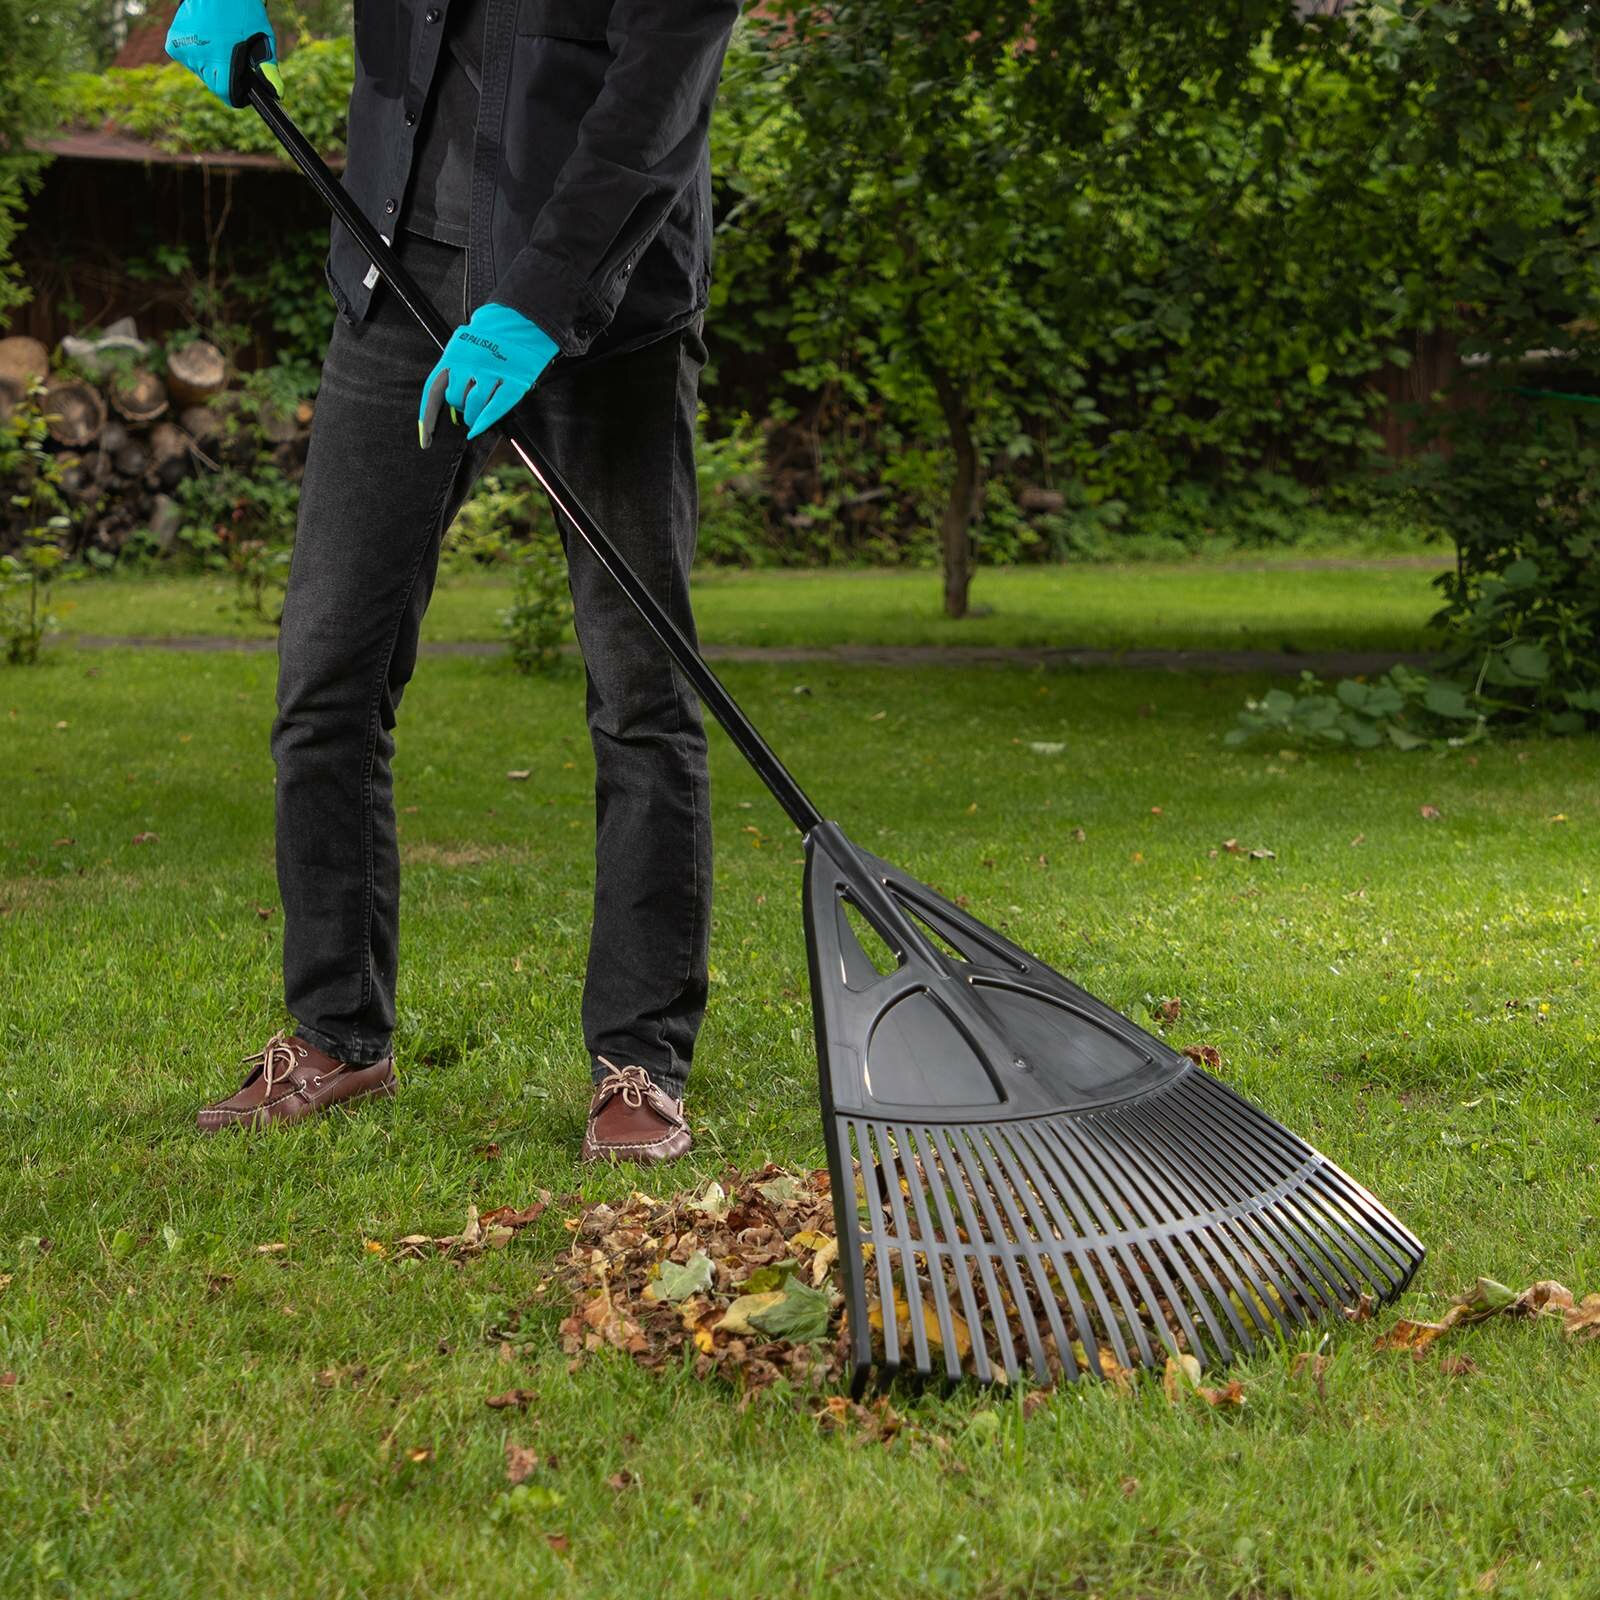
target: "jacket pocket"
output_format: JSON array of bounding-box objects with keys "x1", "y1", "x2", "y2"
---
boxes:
[{"x1": 515, "y1": 0, "x2": 611, "y2": 40}]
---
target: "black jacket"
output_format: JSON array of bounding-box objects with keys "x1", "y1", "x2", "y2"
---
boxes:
[{"x1": 329, "y1": 0, "x2": 739, "y2": 359}]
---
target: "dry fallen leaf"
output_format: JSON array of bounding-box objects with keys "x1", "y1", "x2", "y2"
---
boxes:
[
  {"x1": 1156, "y1": 997, "x2": 1182, "y2": 1027},
  {"x1": 546, "y1": 1534, "x2": 570, "y2": 1554},
  {"x1": 1420, "y1": 804, "x2": 1442, "y2": 821},
  {"x1": 132, "y1": 832, "x2": 159, "y2": 845},
  {"x1": 485, "y1": 1388, "x2": 537, "y2": 1411},
  {"x1": 1181, "y1": 1044, "x2": 1222, "y2": 1070},
  {"x1": 405, "y1": 1447, "x2": 433, "y2": 1464},
  {"x1": 1439, "y1": 1354, "x2": 1480, "y2": 1377},
  {"x1": 1197, "y1": 1379, "x2": 1245, "y2": 1409},
  {"x1": 1375, "y1": 1318, "x2": 1450, "y2": 1353},
  {"x1": 504, "y1": 1442, "x2": 540, "y2": 1485},
  {"x1": 255, "y1": 1242, "x2": 288, "y2": 1256},
  {"x1": 506, "y1": 770, "x2": 532, "y2": 781},
  {"x1": 1162, "y1": 1354, "x2": 1202, "y2": 1402},
  {"x1": 1511, "y1": 1280, "x2": 1574, "y2": 1318},
  {"x1": 1562, "y1": 1294, "x2": 1600, "y2": 1340},
  {"x1": 1342, "y1": 1292, "x2": 1377, "y2": 1324}
]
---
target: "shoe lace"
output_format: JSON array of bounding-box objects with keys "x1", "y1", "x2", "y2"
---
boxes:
[
  {"x1": 243, "y1": 1030, "x2": 305, "y2": 1094},
  {"x1": 595, "y1": 1058, "x2": 655, "y2": 1110}
]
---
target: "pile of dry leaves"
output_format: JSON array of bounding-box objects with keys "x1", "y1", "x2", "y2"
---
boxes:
[{"x1": 539, "y1": 1164, "x2": 851, "y2": 1397}]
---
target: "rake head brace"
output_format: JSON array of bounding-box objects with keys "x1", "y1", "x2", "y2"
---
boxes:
[{"x1": 804, "y1": 820, "x2": 1425, "y2": 1392}]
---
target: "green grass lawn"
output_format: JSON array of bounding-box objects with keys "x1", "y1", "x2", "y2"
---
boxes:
[
  {"x1": 3, "y1": 632, "x2": 1598, "y2": 1597},
  {"x1": 56, "y1": 550, "x2": 1450, "y2": 657}
]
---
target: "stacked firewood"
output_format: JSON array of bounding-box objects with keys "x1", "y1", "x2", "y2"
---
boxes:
[{"x1": 0, "y1": 324, "x2": 313, "y2": 556}]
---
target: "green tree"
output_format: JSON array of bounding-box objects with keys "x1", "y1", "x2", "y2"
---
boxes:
[
  {"x1": 752, "y1": 1, "x2": 1306, "y2": 616},
  {"x1": 0, "y1": 0, "x2": 70, "y2": 329}
]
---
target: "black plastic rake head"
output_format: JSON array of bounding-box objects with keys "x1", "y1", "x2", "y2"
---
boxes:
[{"x1": 804, "y1": 821, "x2": 1425, "y2": 1393}]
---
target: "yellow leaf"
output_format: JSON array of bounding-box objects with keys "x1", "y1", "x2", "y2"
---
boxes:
[
  {"x1": 692, "y1": 1327, "x2": 715, "y2": 1355},
  {"x1": 866, "y1": 1293, "x2": 971, "y2": 1359},
  {"x1": 1162, "y1": 1354, "x2": 1202, "y2": 1402},
  {"x1": 716, "y1": 1291, "x2": 785, "y2": 1336},
  {"x1": 810, "y1": 1238, "x2": 840, "y2": 1286},
  {"x1": 363, "y1": 1239, "x2": 387, "y2": 1257},
  {"x1": 791, "y1": 1230, "x2": 832, "y2": 1251}
]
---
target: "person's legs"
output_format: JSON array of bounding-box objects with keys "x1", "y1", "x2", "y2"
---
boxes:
[
  {"x1": 272, "y1": 235, "x2": 495, "y2": 1065},
  {"x1": 521, "y1": 323, "x2": 713, "y2": 1099}
]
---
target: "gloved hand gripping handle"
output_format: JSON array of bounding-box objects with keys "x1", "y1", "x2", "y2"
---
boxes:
[{"x1": 243, "y1": 72, "x2": 824, "y2": 837}]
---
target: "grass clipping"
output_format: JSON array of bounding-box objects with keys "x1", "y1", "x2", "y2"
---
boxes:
[{"x1": 552, "y1": 1165, "x2": 849, "y2": 1395}]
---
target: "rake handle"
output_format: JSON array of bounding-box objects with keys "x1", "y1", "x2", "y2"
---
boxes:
[{"x1": 246, "y1": 78, "x2": 825, "y2": 837}]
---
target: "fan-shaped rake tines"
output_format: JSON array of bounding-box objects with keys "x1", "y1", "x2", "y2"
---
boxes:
[{"x1": 802, "y1": 821, "x2": 1425, "y2": 1393}]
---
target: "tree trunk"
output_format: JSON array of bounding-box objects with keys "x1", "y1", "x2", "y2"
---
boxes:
[{"x1": 928, "y1": 365, "x2": 981, "y2": 620}]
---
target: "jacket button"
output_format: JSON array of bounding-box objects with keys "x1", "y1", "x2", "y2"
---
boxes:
[
  {"x1": 384, "y1": 198, "x2": 397, "y2": 214},
  {"x1": 425, "y1": 6, "x2": 440, "y2": 19},
  {"x1": 405, "y1": 110, "x2": 417, "y2": 126}
]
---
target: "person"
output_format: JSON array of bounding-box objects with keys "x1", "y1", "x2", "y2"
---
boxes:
[{"x1": 166, "y1": 0, "x2": 739, "y2": 1163}]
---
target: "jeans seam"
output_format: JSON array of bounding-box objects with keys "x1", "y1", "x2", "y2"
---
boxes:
[
  {"x1": 666, "y1": 333, "x2": 701, "y2": 1087},
  {"x1": 356, "y1": 440, "x2": 468, "y2": 1016}
]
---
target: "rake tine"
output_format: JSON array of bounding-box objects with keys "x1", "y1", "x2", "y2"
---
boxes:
[
  {"x1": 1177, "y1": 1081, "x2": 1388, "y2": 1305},
  {"x1": 946, "y1": 1127, "x2": 1053, "y2": 1380},
  {"x1": 879, "y1": 1123, "x2": 944, "y2": 1380},
  {"x1": 1169, "y1": 1079, "x2": 1364, "y2": 1306},
  {"x1": 1049, "y1": 1115, "x2": 1213, "y2": 1364},
  {"x1": 1029, "y1": 1118, "x2": 1174, "y2": 1368},
  {"x1": 1204, "y1": 1078, "x2": 1421, "y2": 1280},
  {"x1": 870, "y1": 1123, "x2": 933, "y2": 1377},
  {"x1": 910, "y1": 1124, "x2": 998, "y2": 1384},
  {"x1": 979, "y1": 1127, "x2": 1097, "y2": 1378},
  {"x1": 1008, "y1": 1122, "x2": 1153, "y2": 1373},
  {"x1": 919, "y1": 1125, "x2": 1023, "y2": 1382},
  {"x1": 850, "y1": 1118, "x2": 904, "y2": 1385},
  {"x1": 1121, "y1": 1095, "x2": 1325, "y2": 1334},
  {"x1": 1187, "y1": 1080, "x2": 1397, "y2": 1300},
  {"x1": 1092, "y1": 1106, "x2": 1260, "y2": 1356}
]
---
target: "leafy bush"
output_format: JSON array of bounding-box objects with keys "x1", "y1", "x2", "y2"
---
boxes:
[
  {"x1": 1413, "y1": 394, "x2": 1600, "y2": 734},
  {"x1": 0, "y1": 392, "x2": 80, "y2": 663},
  {"x1": 1229, "y1": 666, "x2": 1486, "y2": 753},
  {"x1": 53, "y1": 39, "x2": 355, "y2": 164},
  {"x1": 501, "y1": 529, "x2": 573, "y2": 675}
]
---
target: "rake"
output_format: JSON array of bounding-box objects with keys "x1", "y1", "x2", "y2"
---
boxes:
[{"x1": 242, "y1": 66, "x2": 1424, "y2": 1392}]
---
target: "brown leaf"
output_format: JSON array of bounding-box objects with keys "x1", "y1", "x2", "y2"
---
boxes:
[
  {"x1": 1156, "y1": 997, "x2": 1182, "y2": 1027},
  {"x1": 255, "y1": 904, "x2": 276, "y2": 919},
  {"x1": 1419, "y1": 804, "x2": 1442, "y2": 821},
  {"x1": 506, "y1": 770, "x2": 532, "y2": 781},
  {"x1": 485, "y1": 1388, "x2": 536, "y2": 1411},
  {"x1": 1197, "y1": 1380, "x2": 1245, "y2": 1408},
  {"x1": 504, "y1": 1442, "x2": 540, "y2": 1485},
  {"x1": 1342, "y1": 1292, "x2": 1377, "y2": 1324},
  {"x1": 1561, "y1": 1293, "x2": 1600, "y2": 1340},
  {"x1": 1375, "y1": 1318, "x2": 1450, "y2": 1353},
  {"x1": 1120, "y1": 1476, "x2": 1139, "y2": 1498},
  {"x1": 255, "y1": 1242, "x2": 288, "y2": 1256},
  {"x1": 405, "y1": 1447, "x2": 433, "y2": 1464},
  {"x1": 479, "y1": 1201, "x2": 548, "y2": 1231},
  {"x1": 607, "y1": 1470, "x2": 637, "y2": 1491},
  {"x1": 0, "y1": 1372, "x2": 15, "y2": 1388},
  {"x1": 546, "y1": 1534, "x2": 570, "y2": 1554},
  {"x1": 1439, "y1": 1354, "x2": 1480, "y2": 1377},
  {"x1": 1181, "y1": 1044, "x2": 1222, "y2": 1070},
  {"x1": 1511, "y1": 1280, "x2": 1574, "y2": 1318},
  {"x1": 1290, "y1": 1351, "x2": 1330, "y2": 1399},
  {"x1": 132, "y1": 831, "x2": 159, "y2": 845}
]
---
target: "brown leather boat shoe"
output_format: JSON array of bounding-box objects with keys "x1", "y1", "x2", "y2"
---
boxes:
[
  {"x1": 581, "y1": 1059, "x2": 692, "y2": 1166},
  {"x1": 196, "y1": 1031, "x2": 396, "y2": 1133}
]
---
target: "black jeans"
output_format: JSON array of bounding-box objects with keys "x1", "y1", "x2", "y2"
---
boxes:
[{"x1": 274, "y1": 233, "x2": 712, "y2": 1097}]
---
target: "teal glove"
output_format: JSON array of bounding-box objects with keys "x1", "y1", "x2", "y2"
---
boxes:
[
  {"x1": 418, "y1": 304, "x2": 559, "y2": 447},
  {"x1": 166, "y1": 0, "x2": 284, "y2": 108}
]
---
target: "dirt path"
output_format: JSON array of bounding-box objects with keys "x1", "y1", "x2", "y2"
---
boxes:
[{"x1": 62, "y1": 634, "x2": 1435, "y2": 676}]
